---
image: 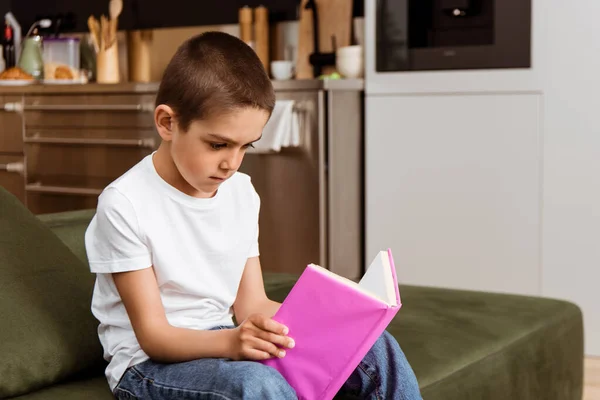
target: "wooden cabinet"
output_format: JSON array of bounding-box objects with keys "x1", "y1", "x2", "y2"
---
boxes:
[
  {"x1": 0, "y1": 95, "x2": 24, "y2": 153},
  {"x1": 0, "y1": 94, "x2": 25, "y2": 203},
  {"x1": 0, "y1": 83, "x2": 159, "y2": 214},
  {"x1": 0, "y1": 154, "x2": 25, "y2": 203}
]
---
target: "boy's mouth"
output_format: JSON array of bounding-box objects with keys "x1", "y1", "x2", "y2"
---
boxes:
[{"x1": 210, "y1": 176, "x2": 226, "y2": 182}]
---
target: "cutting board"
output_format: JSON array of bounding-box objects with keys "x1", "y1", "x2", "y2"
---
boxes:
[{"x1": 296, "y1": 0, "x2": 353, "y2": 79}]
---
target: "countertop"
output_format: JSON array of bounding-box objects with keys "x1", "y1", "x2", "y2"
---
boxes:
[{"x1": 0, "y1": 78, "x2": 364, "y2": 95}]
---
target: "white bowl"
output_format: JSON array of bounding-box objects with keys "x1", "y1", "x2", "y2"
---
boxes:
[
  {"x1": 271, "y1": 60, "x2": 294, "y2": 80},
  {"x1": 336, "y1": 54, "x2": 363, "y2": 78}
]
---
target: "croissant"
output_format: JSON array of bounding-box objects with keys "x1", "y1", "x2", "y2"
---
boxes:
[
  {"x1": 0, "y1": 67, "x2": 34, "y2": 80},
  {"x1": 54, "y1": 65, "x2": 74, "y2": 80}
]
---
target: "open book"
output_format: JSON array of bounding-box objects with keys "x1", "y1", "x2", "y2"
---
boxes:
[{"x1": 259, "y1": 249, "x2": 401, "y2": 400}]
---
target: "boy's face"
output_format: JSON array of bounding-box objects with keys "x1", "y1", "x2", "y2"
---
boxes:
[{"x1": 166, "y1": 107, "x2": 268, "y2": 198}]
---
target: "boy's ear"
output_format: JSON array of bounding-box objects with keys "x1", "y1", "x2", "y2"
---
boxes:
[{"x1": 155, "y1": 104, "x2": 176, "y2": 141}]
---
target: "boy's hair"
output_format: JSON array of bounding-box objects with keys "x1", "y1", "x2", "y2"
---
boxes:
[{"x1": 155, "y1": 31, "x2": 275, "y2": 132}]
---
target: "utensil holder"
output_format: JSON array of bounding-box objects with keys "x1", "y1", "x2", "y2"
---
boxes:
[{"x1": 96, "y1": 43, "x2": 120, "y2": 83}]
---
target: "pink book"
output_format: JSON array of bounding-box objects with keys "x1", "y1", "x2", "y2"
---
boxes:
[{"x1": 259, "y1": 249, "x2": 402, "y2": 400}]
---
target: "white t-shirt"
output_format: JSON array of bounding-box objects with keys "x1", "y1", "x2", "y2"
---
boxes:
[{"x1": 84, "y1": 153, "x2": 260, "y2": 391}]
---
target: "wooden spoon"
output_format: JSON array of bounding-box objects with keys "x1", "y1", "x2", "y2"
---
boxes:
[
  {"x1": 100, "y1": 15, "x2": 109, "y2": 51},
  {"x1": 109, "y1": 0, "x2": 123, "y2": 47},
  {"x1": 87, "y1": 16, "x2": 100, "y2": 53}
]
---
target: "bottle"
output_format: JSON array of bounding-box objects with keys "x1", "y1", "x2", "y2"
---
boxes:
[{"x1": 4, "y1": 22, "x2": 14, "y2": 68}]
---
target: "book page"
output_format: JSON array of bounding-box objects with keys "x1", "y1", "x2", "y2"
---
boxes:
[
  {"x1": 308, "y1": 263, "x2": 387, "y2": 304},
  {"x1": 358, "y1": 251, "x2": 397, "y2": 306}
]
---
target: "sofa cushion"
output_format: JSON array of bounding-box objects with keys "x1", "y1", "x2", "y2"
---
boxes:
[
  {"x1": 0, "y1": 188, "x2": 105, "y2": 398},
  {"x1": 263, "y1": 274, "x2": 584, "y2": 400},
  {"x1": 9, "y1": 376, "x2": 113, "y2": 400}
]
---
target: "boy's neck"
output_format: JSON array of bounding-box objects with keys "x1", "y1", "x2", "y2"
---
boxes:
[{"x1": 152, "y1": 144, "x2": 217, "y2": 198}]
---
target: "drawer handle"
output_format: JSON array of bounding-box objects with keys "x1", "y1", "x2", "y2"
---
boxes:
[
  {"x1": 26, "y1": 183, "x2": 102, "y2": 196},
  {"x1": 24, "y1": 136, "x2": 157, "y2": 148},
  {"x1": 0, "y1": 161, "x2": 24, "y2": 174},
  {"x1": 3, "y1": 102, "x2": 154, "y2": 112}
]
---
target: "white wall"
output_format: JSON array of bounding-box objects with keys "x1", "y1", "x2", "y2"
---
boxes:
[{"x1": 364, "y1": 0, "x2": 600, "y2": 355}]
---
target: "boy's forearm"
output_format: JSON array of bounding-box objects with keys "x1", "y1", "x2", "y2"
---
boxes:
[
  {"x1": 235, "y1": 299, "x2": 282, "y2": 323},
  {"x1": 141, "y1": 323, "x2": 236, "y2": 363},
  {"x1": 262, "y1": 299, "x2": 282, "y2": 318}
]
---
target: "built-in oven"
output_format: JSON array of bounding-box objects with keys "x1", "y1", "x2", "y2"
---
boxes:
[{"x1": 374, "y1": 0, "x2": 532, "y2": 72}]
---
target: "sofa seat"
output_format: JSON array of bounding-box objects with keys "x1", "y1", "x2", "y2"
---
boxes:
[
  {"x1": 11, "y1": 377, "x2": 113, "y2": 400},
  {"x1": 10, "y1": 273, "x2": 583, "y2": 400}
]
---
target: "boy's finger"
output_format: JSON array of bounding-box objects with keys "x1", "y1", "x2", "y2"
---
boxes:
[
  {"x1": 243, "y1": 348, "x2": 272, "y2": 361},
  {"x1": 251, "y1": 336, "x2": 286, "y2": 359},
  {"x1": 257, "y1": 330, "x2": 296, "y2": 349},
  {"x1": 255, "y1": 315, "x2": 289, "y2": 335}
]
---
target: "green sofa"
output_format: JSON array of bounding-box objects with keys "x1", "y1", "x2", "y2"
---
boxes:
[{"x1": 0, "y1": 187, "x2": 584, "y2": 399}]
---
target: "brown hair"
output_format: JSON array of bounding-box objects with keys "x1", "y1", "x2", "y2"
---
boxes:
[{"x1": 155, "y1": 31, "x2": 275, "y2": 132}]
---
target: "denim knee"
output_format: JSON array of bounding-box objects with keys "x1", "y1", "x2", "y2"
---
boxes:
[
  {"x1": 237, "y1": 363, "x2": 297, "y2": 399},
  {"x1": 374, "y1": 330, "x2": 398, "y2": 351},
  {"x1": 370, "y1": 330, "x2": 412, "y2": 367}
]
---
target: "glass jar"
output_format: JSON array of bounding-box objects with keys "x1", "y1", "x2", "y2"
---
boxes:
[{"x1": 42, "y1": 37, "x2": 80, "y2": 80}]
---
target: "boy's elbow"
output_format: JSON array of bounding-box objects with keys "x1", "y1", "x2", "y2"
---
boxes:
[
  {"x1": 139, "y1": 340, "x2": 164, "y2": 362},
  {"x1": 135, "y1": 322, "x2": 172, "y2": 362}
]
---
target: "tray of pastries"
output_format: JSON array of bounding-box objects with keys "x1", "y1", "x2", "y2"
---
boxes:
[{"x1": 0, "y1": 67, "x2": 35, "y2": 85}]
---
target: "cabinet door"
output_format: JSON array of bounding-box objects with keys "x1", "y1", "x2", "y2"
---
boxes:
[
  {"x1": 366, "y1": 94, "x2": 542, "y2": 296},
  {"x1": 22, "y1": 93, "x2": 157, "y2": 214},
  {"x1": 238, "y1": 90, "x2": 323, "y2": 276},
  {"x1": 0, "y1": 95, "x2": 24, "y2": 153},
  {"x1": 0, "y1": 155, "x2": 25, "y2": 203}
]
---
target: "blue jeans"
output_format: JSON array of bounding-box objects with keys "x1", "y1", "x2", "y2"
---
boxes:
[{"x1": 114, "y1": 327, "x2": 421, "y2": 399}]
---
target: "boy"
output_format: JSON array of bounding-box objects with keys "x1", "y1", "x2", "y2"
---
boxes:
[{"x1": 85, "y1": 31, "x2": 421, "y2": 399}]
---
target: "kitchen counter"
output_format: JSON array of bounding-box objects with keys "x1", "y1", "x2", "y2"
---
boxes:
[{"x1": 0, "y1": 79, "x2": 364, "y2": 95}]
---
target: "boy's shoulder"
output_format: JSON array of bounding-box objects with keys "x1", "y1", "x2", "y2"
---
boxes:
[
  {"x1": 95, "y1": 156, "x2": 153, "y2": 211},
  {"x1": 105, "y1": 156, "x2": 152, "y2": 196},
  {"x1": 229, "y1": 171, "x2": 258, "y2": 192}
]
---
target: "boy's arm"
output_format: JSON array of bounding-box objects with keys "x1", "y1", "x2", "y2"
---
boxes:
[
  {"x1": 114, "y1": 266, "x2": 292, "y2": 362},
  {"x1": 233, "y1": 256, "x2": 282, "y2": 322},
  {"x1": 113, "y1": 267, "x2": 238, "y2": 362}
]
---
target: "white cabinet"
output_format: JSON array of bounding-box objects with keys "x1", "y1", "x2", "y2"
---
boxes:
[
  {"x1": 366, "y1": 94, "x2": 542, "y2": 296},
  {"x1": 541, "y1": 0, "x2": 600, "y2": 356},
  {"x1": 364, "y1": 0, "x2": 600, "y2": 356}
]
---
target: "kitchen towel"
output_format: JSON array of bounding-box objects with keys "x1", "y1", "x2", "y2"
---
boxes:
[{"x1": 248, "y1": 99, "x2": 301, "y2": 153}]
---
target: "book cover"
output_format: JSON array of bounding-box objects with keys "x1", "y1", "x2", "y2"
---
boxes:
[{"x1": 259, "y1": 249, "x2": 401, "y2": 400}]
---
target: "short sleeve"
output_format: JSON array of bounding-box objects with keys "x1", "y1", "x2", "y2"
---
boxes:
[
  {"x1": 247, "y1": 184, "x2": 261, "y2": 258},
  {"x1": 85, "y1": 188, "x2": 152, "y2": 273}
]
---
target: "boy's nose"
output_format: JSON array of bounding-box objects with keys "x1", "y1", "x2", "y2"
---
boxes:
[{"x1": 220, "y1": 150, "x2": 244, "y2": 171}]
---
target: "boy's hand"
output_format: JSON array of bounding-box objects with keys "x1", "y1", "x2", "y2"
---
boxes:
[{"x1": 229, "y1": 313, "x2": 295, "y2": 361}]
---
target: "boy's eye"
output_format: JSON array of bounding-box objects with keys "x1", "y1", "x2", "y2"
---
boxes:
[
  {"x1": 243, "y1": 143, "x2": 255, "y2": 149},
  {"x1": 210, "y1": 143, "x2": 227, "y2": 150}
]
